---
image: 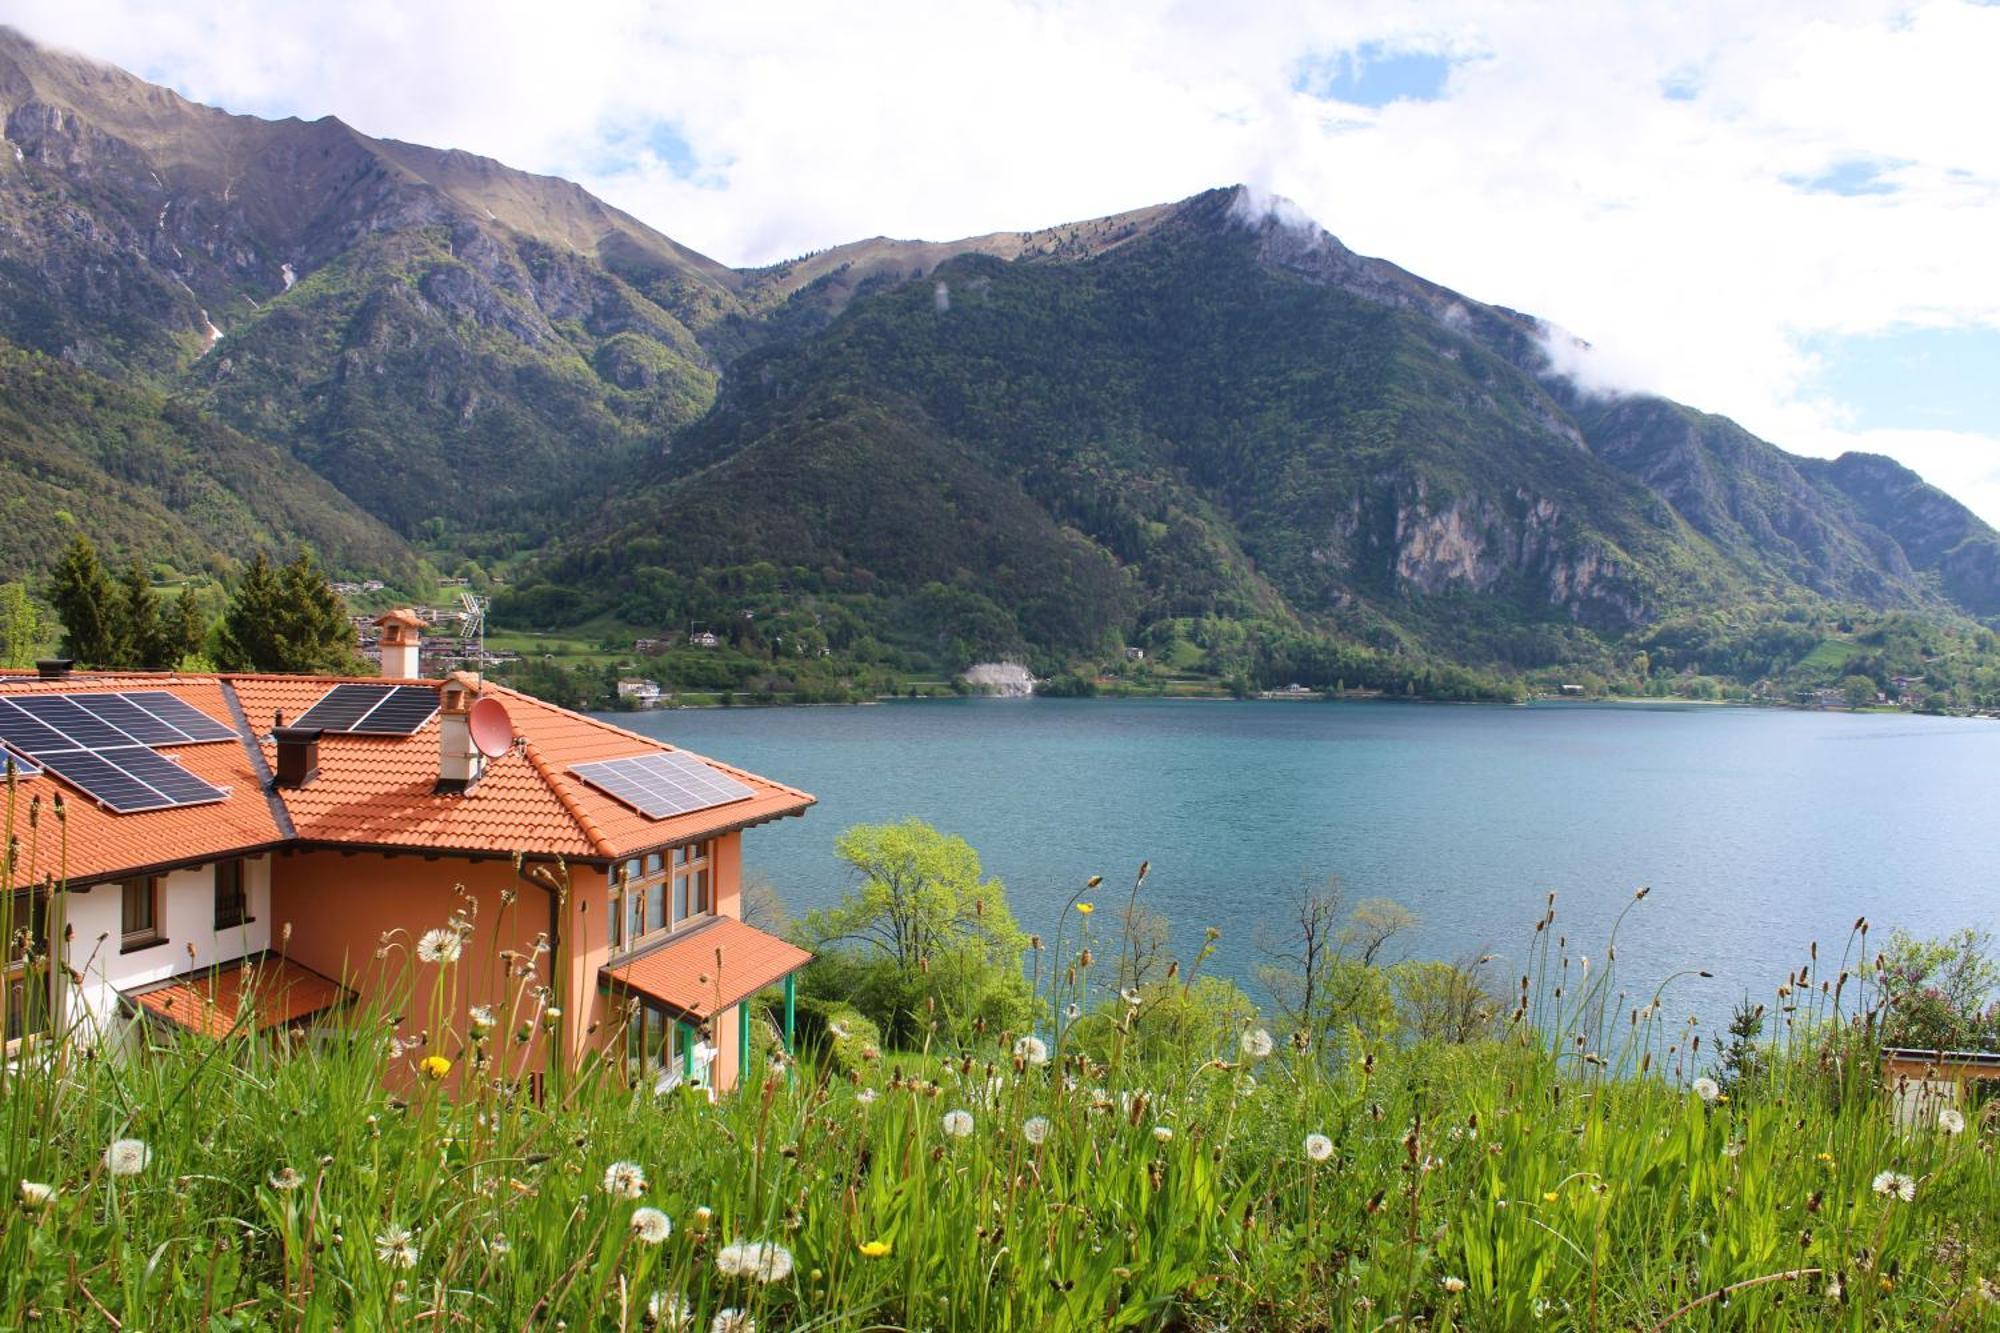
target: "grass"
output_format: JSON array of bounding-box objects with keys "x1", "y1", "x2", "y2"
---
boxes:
[{"x1": 3, "y1": 861, "x2": 1998, "y2": 1326}]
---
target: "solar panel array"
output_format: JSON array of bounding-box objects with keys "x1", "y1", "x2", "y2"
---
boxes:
[
  {"x1": 569, "y1": 752, "x2": 756, "y2": 821},
  {"x1": 0, "y1": 743, "x2": 39, "y2": 779},
  {"x1": 0, "y1": 691, "x2": 236, "y2": 813},
  {"x1": 292, "y1": 684, "x2": 439, "y2": 736}
]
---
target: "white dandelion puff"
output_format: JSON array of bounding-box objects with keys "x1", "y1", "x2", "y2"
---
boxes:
[
  {"x1": 1012, "y1": 1034, "x2": 1049, "y2": 1066},
  {"x1": 1152, "y1": 1125, "x2": 1173, "y2": 1143},
  {"x1": 1240, "y1": 1028, "x2": 1275, "y2": 1060},
  {"x1": 710, "y1": 1310, "x2": 755, "y2": 1333},
  {"x1": 856, "y1": 1088, "x2": 879, "y2": 1107},
  {"x1": 649, "y1": 1291, "x2": 694, "y2": 1329},
  {"x1": 1691, "y1": 1077, "x2": 1721, "y2": 1104},
  {"x1": 1304, "y1": 1133, "x2": 1335, "y2": 1163},
  {"x1": 267, "y1": 1166, "x2": 305, "y2": 1191},
  {"x1": 1441, "y1": 1275, "x2": 1467, "y2": 1294},
  {"x1": 1939, "y1": 1107, "x2": 1966, "y2": 1136},
  {"x1": 103, "y1": 1138, "x2": 150, "y2": 1177},
  {"x1": 1023, "y1": 1115, "x2": 1051, "y2": 1145},
  {"x1": 18, "y1": 1180, "x2": 55, "y2": 1209},
  {"x1": 1871, "y1": 1170, "x2": 1916, "y2": 1202},
  {"x1": 716, "y1": 1240, "x2": 794, "y2": 1283},
  {"x1": 602, "y1": 1160, "x2": 647, "y2": 1199},
  {"x1": 415, "y1": 927, "x2": 462, "y2": 964},
  {"x1": 1119, "y1": 987, "x2": 1142, "y2": 1007},
  {"x1": 631, "y1": 1206, "x2": 672, "y2": 1244},
  {"x1": 468, "y1": 1004, "x2": 495, "y2": 1034},
  {"x1": 942, "y1": 1108, "x2": 974, "y2": 1138},
  {"x1": 375, "y1": 1222, "x2": 420, "y2": 1268}
]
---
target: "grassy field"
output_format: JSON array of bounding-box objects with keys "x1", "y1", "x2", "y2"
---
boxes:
[{"x1": 3, "y1": 878, "x2": 1996, "y2": 1329}]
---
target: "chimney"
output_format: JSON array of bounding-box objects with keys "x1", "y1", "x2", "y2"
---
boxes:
[
  {"x1": 436, "y1": 672, "x2": 484, "y2": 792},
  {"x1": 35, "y1": 659, "x2": 74, "y2": 680},
  {"x1": 374, "y1": 608, "x2": 425, "y2": 679},
  {"x1": 273, "y1": 727, "x2": 322, "y2": 788}
]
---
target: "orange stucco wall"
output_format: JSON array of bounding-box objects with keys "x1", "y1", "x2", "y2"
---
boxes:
[{"x1": 270, "y1": 830, "x2": 754, "y2": 1093}]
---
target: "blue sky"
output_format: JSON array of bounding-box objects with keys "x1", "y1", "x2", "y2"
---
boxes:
[{"x1": 8, "y1": 0, "x2": 1999, "y2": 522}]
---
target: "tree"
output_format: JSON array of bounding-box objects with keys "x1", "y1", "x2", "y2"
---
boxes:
[
  {"x1": 1255, "y1": 878, "x2": 1417, "y2": 1062},
  {"x1": 798, "y1": 819, "x2": 1032, "y2": 1044},
  {"x1": 167, "y1": 587, "x2": 208, "y2": 666},
  {"x1": 1389, "y1": 957, "x2": 1500, "y2": 1045},
  {"x1": 117, "y1": 560, "x2": 165, "y2": 669},
  {"x1": 0, "y1": 582, "x2": 47, "y2": 669},
  {"x1": 48, "y1": 535, "x2": 118, "y2": 666},
  {"x1": 1841, "y1": 674, "x2": 1878, "y2": 709},
  {"x1": 219, "y1": 549, "x2": 360, "y2": 673}
]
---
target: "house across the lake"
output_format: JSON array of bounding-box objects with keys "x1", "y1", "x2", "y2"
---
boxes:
[{"x1": 0, "y1": 612, "x2": 814, "y2": 1096}]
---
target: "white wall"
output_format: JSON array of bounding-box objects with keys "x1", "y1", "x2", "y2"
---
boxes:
[{"x1": 61, "y1": 856, "x2": 271, "y2": 1046}]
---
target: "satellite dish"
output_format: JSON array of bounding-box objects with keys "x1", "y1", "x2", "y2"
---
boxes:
[{"x1": 468, "y1": 696, "x2": 514, "y2": 759}]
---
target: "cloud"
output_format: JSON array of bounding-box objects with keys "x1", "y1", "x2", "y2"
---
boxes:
[{"x1": 4, "y1": 0, "x2": 1999, "y2": 524}]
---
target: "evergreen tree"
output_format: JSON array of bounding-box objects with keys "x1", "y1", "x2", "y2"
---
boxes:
[
  {"x1": 48, "y1": 535, "x2": 118, "y2": 666},
  {"x1": 168, "y1": 586, "x2": 208, "y2": 666},
  {"x1": 219, "y1": 549, "x2": 358, "y2": 673},
  {"x1": 118, "y1": 560, "x2": 165, "y2": 669}
]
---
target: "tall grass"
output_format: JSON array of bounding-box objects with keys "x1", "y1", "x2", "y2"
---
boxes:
[{"x1": 4, "y1": 834, "x2": 1997, "y2": 1325}]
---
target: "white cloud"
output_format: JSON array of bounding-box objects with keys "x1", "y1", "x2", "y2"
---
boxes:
[{"x1": 5, "y1": 0, "x2": 1999, "y2": 523}]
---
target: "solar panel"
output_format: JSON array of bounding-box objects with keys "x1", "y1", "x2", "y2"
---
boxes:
[
  {"x1": 292, "y1": 684, "x2": 390, "y2": 732},
  {"x1": 0, "y1": 699, "x2": 72, "y2": 756},
  {"x1": 119, "y1": 692, "x2": 239, "y2": 744},
  {"x1": 10, "y1": 695, "x2": 137, "y2": 751},
  {"x1": 292, "y1": 684, "x2": 438, "y2": 736},
  {"x1": 71, "y1": 693, "x2": 189, "y2": 746},
  {"x1": 0, "y1": 743, "x2": 39, "y2": 779},
  {"x1": 35, "y1": 746, "x2": 226, "y2": 814},
  {"x1": 570, "y1": 752, "x2": 756, "y2": 820},
  {"x1": 351, "y1": 685, "x2": 440, "y2": 736}
]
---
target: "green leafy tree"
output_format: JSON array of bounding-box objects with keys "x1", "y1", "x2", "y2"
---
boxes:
[
  {"x1": 48, "y1": 535, "x2": 118, "y2": 666},
  {"x1": 168, "y1": 586, "x2": 208, "y2": 665},
  {"x1": 798, "y1": 819, "x2": 1033, "y2": 1044},
  {"x1": 0, "y1": 582, "x2": 48, "y2": 669},
  {"x1": 1841, "y1": 673, "x2": 1878, "y2": 709},
  {"x1": 219, "y1": 549, "x2": 360, "y2": 673},
  {"x1": 117, "y1": 560, "x2": 166, "y2": 669}
]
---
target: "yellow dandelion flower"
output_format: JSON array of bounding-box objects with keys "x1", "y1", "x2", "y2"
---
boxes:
[
  {"x1": 419, "y1": 1054, "x2": 452, "y2": 1080},
  {"x1": 1076, "y1": 903, "x2": 1095, "y2": 916},
  {"x1": 859, "y1": 1239, "x2": 892, "y2": 1258},
  {"x1": 1542, "y1": 1191, "x2": 1558, "y2": 1203}
]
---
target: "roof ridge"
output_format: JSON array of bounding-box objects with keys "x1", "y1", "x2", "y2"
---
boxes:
[{"x1": 522, "y1": 737, "x2": 617, "y2": 859}]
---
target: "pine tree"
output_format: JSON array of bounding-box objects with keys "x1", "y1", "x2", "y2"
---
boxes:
[
  {"x1": 0, "y1": 582, "x2": 46, "y2": 669},
  {"x1": 168, "y1": 586, "x2": 208, "y2": 665},
  {"x1": 118, "y1": 560, "x2": 164, "y2": 669},
  {"x1": 219, "y1": 549, "x2": 358, "y2": 673},
  {"x1": 48, "y1": 535, "x2": 118, "y2": 667}
]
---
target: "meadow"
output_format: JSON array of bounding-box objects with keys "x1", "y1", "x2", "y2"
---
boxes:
[{"x1": 3, "y1": 870, "x2": 1997, "y2": 1329}]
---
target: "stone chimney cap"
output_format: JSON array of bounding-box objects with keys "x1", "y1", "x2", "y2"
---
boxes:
[
  {"x1": 375, "y1": 607, "x2": 426, "y2": 629},
  {"x1": 444, "y1": 670, "x2": 483, "y2": 694}
]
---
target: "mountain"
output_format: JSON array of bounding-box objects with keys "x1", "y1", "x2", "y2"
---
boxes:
[
  {"x1": 547, "y1": 187, "x2": 2000, "y2": 679},
  {"x1": 1, "y1": 27, "x2": 1993, "y2": 693},
  {"x1": 0, "y1": 25, "x2": 740, "y2": 538}
]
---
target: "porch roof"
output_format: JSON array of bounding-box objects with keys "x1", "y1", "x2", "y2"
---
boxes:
[
  {"x1": 123, "y1": 951, "x2": 354, "y2": 1038},
  {"x1": 602, "y1": 916, "x2": 811, "y2": 1021}
]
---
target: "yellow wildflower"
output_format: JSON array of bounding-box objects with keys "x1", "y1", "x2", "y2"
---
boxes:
[
  {"x1": 1076, "y1": 903, "x2": 1095, "y2": 916},
  {"x1": 859, "y1": 1239, "x2": 892, "y2": 1258},
  {"x1": 1542, "y1": 1191, "x2": 1558, "y2": 1203},
  {"x1": 419, "y1": 1054, "x2": 453, "y2": 1080}
]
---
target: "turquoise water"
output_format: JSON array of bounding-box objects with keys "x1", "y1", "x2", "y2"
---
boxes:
[{"x1": 604, "y1": 699, "x2": 2000, "y2": 1028}]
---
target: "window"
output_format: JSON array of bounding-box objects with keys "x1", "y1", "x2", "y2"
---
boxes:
[
  {"x1": 4, "y1": 889, "x2": 50, "y2": 1046},
  {"x1": 214, "y1": 860, "x2": 249, "y2": 930},
  {"x1": 121, "y1": 877, "x2": 163, "y2": 951},
  {"x1": 607, "y1": 840, "x2": 715, "y2": 954}
]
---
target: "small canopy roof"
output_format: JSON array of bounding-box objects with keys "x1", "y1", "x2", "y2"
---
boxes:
[
  {"x1": 124, "y1": 952, "x2": 354, "y2": 1038},
  {"x1": 374, "y1": 608, "x2": 427, "y2": 630},
  {"x1": 603, "y1": 917, "x2": 811, "y2": 1021}
]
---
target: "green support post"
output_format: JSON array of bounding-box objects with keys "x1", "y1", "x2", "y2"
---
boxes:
[
  {"x1": 783, "y1": 974, "x2": 797, "y2": 1056},
  {"x1": 737, "y1": 1001, "x2": 749, "y2": 1081}
]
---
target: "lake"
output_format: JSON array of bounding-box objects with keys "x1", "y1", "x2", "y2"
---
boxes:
[{"x1": 602, "y1": 698, "x2": 2000, "y2": 1031}]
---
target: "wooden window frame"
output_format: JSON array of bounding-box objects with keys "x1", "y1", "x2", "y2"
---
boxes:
[
  {"x1": 213, "y1": 859, "x2": 251, "y2": 931},
  {"x1": 607, "y1": 840, "x2": 714, "y2": 956},
  {"x1": 120, "y1": 876, "x2": 165, "y2": 953}
]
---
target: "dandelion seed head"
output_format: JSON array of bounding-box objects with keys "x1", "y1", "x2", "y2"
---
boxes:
[
  {"x1": 602, "y1": 1160, "x2": 647, "y2": 1199},
  {"x1": 942, "y1": 1109, "x2": 975, "y2": 1138},
  {"x1": 374, "y1": 1222, "x2": 419, "y2": 1268},
  {"x1": 716, "y1": 1240, "x2": 794, "y2": 1283},
  {"x1": 1304, "y1": 1133, "x2": 1334, "y2": 1163},
  {"x1": 710, "y1": 1310, "x2": 755, "y2": 1333},
  {"x1": 1691, "y1": 1077, "x2": 1721, "y2": 1103},
  {"x1": 631, "y1": 1206, "x2": 672, "y2": 1244},
  {"x1": 1023, "y1": 1115, "x2": 1051, "y2": 1145},
  {"x1": 18, "y1": 1180, "x2": 55, "y2": 1209},
  {"x1": 267, "y1": 1166, "x2": 305, "y2": 1191},
  {"x1": 1153, "y1": 1125, "x2": 1173, "y2": 1143},
  {"x1": 648, "y1": 1291, "x2": 694, "y2": 1329},
  {"x1": 1240, "y1": 1028, "x2": 1275, "y2": 1060},
  {"x1": 1939, "y1": 1107, "x2": 1966, "y2": 1136},
  {"x1": 103, "y1": 1138, "x2": 150, "y2": 1177},
  {"x1": 1871, "y1": 1170, "x2": 1916, "y2": 1202},
  {"x1": 1012, "y1": 1034, "x2": 1048, "y2": 1066},
  {"x1": 1442, "y1": 1275, "x2": 1467, "y2": 1294},
  {"x1": 415, "y1": 927, "x2": 462, "y2": 964}
]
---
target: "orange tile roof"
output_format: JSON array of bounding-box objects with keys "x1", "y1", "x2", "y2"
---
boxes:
[
  {"x1": 125, "y1": 951, "x2": 354, "y2": 1038},
  {"x1": 375, "y1": 608, "x2": 427, "y2": 629},
  {"x1": 603, "y1": 916, "x2": 812, "y2": 1020},
  {"x1": 0, "y1": 670, "x2": 813, "y2": 880}
]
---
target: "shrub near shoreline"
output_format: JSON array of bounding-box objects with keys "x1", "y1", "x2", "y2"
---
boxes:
[{"x1": 5, "y1": 872, "x2": 2000, "y2": 1326}]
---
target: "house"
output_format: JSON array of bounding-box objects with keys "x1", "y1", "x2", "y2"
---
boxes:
[
  {"x1": 689, "y1": 631, "x2": 720, "y2": 649},
  {"x1": 0, "y1": 616, "x2": 814, "y2": 1096},
  {"x1": 1125, "y1": 647, "x2": 1145, "y2": 661},
  {"x1": 618, "y1": 678, "x2": 663, "y2": 706}
]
